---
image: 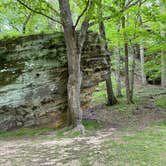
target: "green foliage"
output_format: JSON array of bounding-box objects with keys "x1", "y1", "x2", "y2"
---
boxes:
[
  {"x1": 155, "y1": 96, "x2": 166, "y2": 109},
  {"x1": 144, "y1": 57, "x2": 161, "y2": 83},
  {"x1": 0, "y1": 31, "x2": 22, "y2": 39},
  {"x1": 0, "y1": 0, "x2": 61, "y2": 36}
]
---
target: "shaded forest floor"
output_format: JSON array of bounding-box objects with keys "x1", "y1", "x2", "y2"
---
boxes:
[{"x1": 0, "y1": 85, "x2": 166, "y2": 166}]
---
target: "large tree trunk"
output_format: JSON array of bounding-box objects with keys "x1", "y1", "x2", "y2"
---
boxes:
[
  {"x1": 122, "y1": 16, "x2": 133, "y2": 103},
  {"x1": 58, "y1": 0, "x2": 84, "y2": 132},
  {"x1": 99, "y1": 20, "x2": 117, "y2": 105},
  {"x1": 160, "y1": 0, "x2": 166, "y2": 87},
  {"x1": 140, "y1": 44, "x2": 147, "y2": 85}
]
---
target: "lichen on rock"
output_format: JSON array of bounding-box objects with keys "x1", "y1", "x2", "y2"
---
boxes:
[{"x1": 0, "y1": 32, "x2": 109, "y2": 131}]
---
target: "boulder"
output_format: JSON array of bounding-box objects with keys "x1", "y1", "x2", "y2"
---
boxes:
[{"x1": 0, "y1": 32, "x2": 108, "y2": 131}]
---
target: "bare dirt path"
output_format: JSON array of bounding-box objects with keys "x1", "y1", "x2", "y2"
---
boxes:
[{"x1": 0, "y1": 128, "x2": 115, "y2": 166}]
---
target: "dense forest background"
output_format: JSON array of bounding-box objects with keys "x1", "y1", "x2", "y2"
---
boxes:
[
  {"x1": 0, "y1": 0, "x2": 165, "y2": 81},
  {"x1": 1, "y1": 0, "x2": 165, "y2": 86}
]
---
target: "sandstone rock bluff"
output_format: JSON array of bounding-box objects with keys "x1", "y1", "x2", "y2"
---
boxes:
[{"x1": 0, "y1": 32, "x2": 108, "y2": 131}]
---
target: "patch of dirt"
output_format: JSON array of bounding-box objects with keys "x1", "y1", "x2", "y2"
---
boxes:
[
  {"x1": 0, "y1": 128, "x2": 115, "y2": 166},
  {"x1": 137, "y1": 97, "x2": 165, "y2": 129},
  {"x1": 83, "y1": 96, "x2": 166, "y2": 131}
]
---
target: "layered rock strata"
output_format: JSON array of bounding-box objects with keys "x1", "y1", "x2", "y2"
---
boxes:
[{"x1": 0, "y1": 32, "x2": 108, "y2": 131}]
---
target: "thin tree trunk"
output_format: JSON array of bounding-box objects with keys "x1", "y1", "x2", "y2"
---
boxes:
[
  {"x1": 138, "y1": 0, "x2": 147, "y2": 86},
  {"x1": 122, "y1": 16, "x2": 133, "y2": 103},
  {"x1": 116, "y1": 25, "x2": 123, "y2": 97},
  {"x1": 99, "y1": 18, "x2": 117, "y2": 105},
  {"x1": 160, "y1": 0, "x2": 166, "y2": 87},
  {"x1": 140, "y1": 44, "x2": 147, "y2": 85},
  {"x1": 116, "y1": 47, "x2": 123, "y2": 97},
  {"x1": 130, "y1": 45, "x2": 136, "y2": 100},
  {"x1": 22, "y1": 13, "x2": 32, "y2": 34},
  {"x1": 161, "y1": 40, "x2": 166, "y2": 87}
]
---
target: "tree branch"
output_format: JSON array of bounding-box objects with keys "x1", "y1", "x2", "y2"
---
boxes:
[
  {"x1": 89, "y1": 15, "x2": 112, "y2": 28},
  {"x1": 78, "y1": 16, "x2": 90, "y2": 52},
  {"x1": 11, "y1": 25, "x2": 21, "y2": 32},
  {"x1": 74, "y1": 0, "x2": 90, "y2": 28},
  {"x1": 41, "y1": 0, "x2": 60, "y2": 16},
  {"x1": 22, "y1": 12, "x2": 32, "y2": 33},
  {"x1": 125, "y1": 0, "x2": 135, "y2": 8},
  {"x1": 16, "y1": 0, "x2": 62, "y2": 25},
  {"x1": 125, "y1": 0, "x2": 148, "y2": 10}
]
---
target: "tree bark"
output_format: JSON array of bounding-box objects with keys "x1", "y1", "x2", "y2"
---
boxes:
[
  {"x1": 105, "y1": 70, "x2": 118, "y2": 105},
  {"x1": 22, "y1": 12, "x2": 32, "y2": 34},
  {"x1": 122, "y1": 16, "x2": 133, "y2": 103},
  {"x1": 160, "y1": 0, "x2": 166, "y2": 87},
  {"x1": 130, "y1": 45, "x2": 136, "y2": 100},
  {"x1": 99, "y1": 19, "x2": 118, "y2": 105},
  {"x1": 116, "y1": 47, "x2": 123, "y2": 97},
  {"x1": 58, "y1": 0, "x2": 84, "y2": 132},
  {"x1": 161, "y1": 39, "x2": 166, "y2": 87},
  {"x1": 140, "y1": 44, "x2": 147, "y2": 85},
  {"x1": 138, "y1": 0, "x2": 147, "y2": 86},
  {"x1": 116, "y1": 25, "x2": 123, "y2": 97}
]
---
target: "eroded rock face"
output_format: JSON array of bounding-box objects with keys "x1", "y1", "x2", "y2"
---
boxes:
[{"x1": 0, "y1": 32, "x2": 108, "y2": 131}]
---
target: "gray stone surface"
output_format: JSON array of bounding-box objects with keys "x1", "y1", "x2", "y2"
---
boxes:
[{"x1": 0, "y1": 32, "x2": 108, "y2": 131}]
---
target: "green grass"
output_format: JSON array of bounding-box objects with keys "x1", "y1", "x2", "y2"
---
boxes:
[
  {"x1": 87, "y1": 84, "x2": 166, "y2": 165},
  {"x1": 92, "y1": 77, "x2": 166, "y2": 114},
  {"x1": 0, "y1": 127, "x2": 55, "y2": 140},
  {"x1": 155, "y1": 95, "x2": 166, "y2": 109},
  {"x1": 83, "y1": 119, "x2": 102, "y2": 130},
  {"x1": 0, "y1": 120, "x2": 102, "y2": 140},
  {"x1": 92, "y1": 78, "x2": 148, "y2": 115},
  {"x1": 103, "y1": 122, "x2": 166, "y2": 165},
  {"x1": 92, "y1": 82, "x2": 107, "y2": 103}
]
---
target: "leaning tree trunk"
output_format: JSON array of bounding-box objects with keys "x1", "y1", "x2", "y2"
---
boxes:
[
  {"x1": 99, "y1": 19, "x2": 117, "y2": 105},
  {"x1": 122, "y1": 16, "x2": 133, "y2": 103},
  {"x1": 22, "y1": 12, "x2": 32, "y2": 34},
  {"x1": 160, "y1": 0, "x2": 166, "y2": 87},
  {"x1": 58, "y1": 0, "x2": 83, "y2": 131}
]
